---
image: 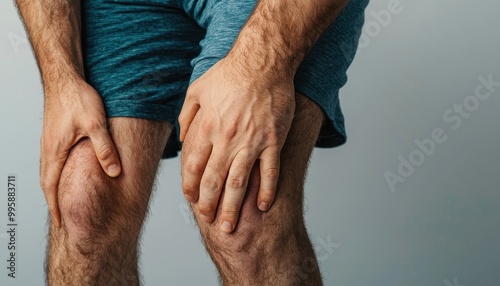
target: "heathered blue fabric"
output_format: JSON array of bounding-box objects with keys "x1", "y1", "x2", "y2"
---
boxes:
[{"x1": 81, "y1": 0, "x2": 369, "y2": 159}]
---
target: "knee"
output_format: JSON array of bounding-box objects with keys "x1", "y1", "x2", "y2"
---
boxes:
[
  {"x1": 201, "y1": 171, "x2": 305, "y2": 263},
  {"x1": 201, "y1": 207, "x2": 306, "y2": 282},
  {"x1": 206, "y1": 215, "x2": 303, "y2": 259},
  {"x1": 57, "y1": 139, "x2": 144, "y2": 244}
]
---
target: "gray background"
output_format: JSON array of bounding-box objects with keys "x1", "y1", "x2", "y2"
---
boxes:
[{"x1": 1, "y1": 0, "x2": 499, "y2": 285}]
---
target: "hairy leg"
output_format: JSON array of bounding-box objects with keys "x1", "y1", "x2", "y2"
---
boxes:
[
  {"x1": 189, "y1": 93, "x2": 325, "y2": 285},
  {"x1": 46, "y1": 118, "x2": 171, "y2": 286}
]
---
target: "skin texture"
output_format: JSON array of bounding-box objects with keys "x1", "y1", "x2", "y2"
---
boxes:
[
  {"x1": 187, "y1": 93, "x2": 326, "y2": 285},
  {"x1": 16, "y1": 0, "x2": 349, "y2": 232},
  {"x1": 15, "y1": 0, "x2": 122, "y2": 227},
  {"x1": 179, "y1": 0, "x2": 349, "y2": 233},
  {"x1": 15, "y1": 0, "x2": 350, "y2": 284},
  {"x1": 46, "y1": 118, "x2": 171, "y2": 285}
]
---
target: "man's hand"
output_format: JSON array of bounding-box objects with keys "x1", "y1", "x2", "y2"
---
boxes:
[
  {"x1": 179, "y1": 58, "x2": 295, "y2": 233},
  {"x1": 179, "y1": 0, "x2": 349, "y2": 233},
  {"x1": 40, "y1": 80, "x2": 122, "y2": 227},
  {"x1": 15, "y1": 0, "x2": 122, "y2": 227}
]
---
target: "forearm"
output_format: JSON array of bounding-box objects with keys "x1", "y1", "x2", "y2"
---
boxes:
[
  {"x1": 15, "y1": 0, "x2": 84, "y2": 93},
  {"x1": 228, "y1": 0, "x2": 349, "y2": 81}
]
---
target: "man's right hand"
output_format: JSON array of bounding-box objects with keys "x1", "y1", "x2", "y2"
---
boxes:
[
  {"x1": 40, "y1": 79, "x2": 122, "y2": 227},
  {"x1": 14, "y1": 0, "x2": 119, "y2": 227}
]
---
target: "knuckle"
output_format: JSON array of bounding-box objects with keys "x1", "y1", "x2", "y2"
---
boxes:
[
  {"x1": 223, "y1": 126, "x2": 237, "y2": 140},
  {"x1": 97, "y1": 145, "x2": 114, "y2": 161},
  {"x1": 264, "y1": 167, "x2": 280, "y2": 179},
  {"x1": 200, "y1": 176, "x2": 220, "y2": 192},
  {"x1": 184, "y1": 159, "x2": 205, "y2": 174},
  {"x1": 200, "y1": 120, "x2": 213, "y2": 134},
  {"x1": 221, "y1": 205, "x2": 239, "y2": 217},
  {"x1": 182, "y1": 182, "x2": 198, "y2": 195},
  {"x1": 259, "y1": 189, "x2": 275, "y2": 200},
  {"x1": 197, "y1": 204, "x2": 213, "y2": 217},
  {"x1": 226, "y1": 174, "x2": 246, "y2": 189}
]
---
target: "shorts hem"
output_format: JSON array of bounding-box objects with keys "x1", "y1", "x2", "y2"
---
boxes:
[
  {"x1": 104, "y1": 100, "x2": 177, "y2": 123},
  {"x1": 295, "y1": 87, "x2": 347, "y2": 149}
]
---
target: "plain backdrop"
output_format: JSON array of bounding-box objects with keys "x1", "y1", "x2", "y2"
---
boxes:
[{"x1": 1, "y1": 0, "x2": 500, "y2": 285}]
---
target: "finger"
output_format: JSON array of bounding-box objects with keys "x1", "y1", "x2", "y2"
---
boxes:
[
  {"x1": 181, "y1": 109, "x2": 212, "y2": 203},
  {"x1": 219, "y1": 149, "x2": 257, "y2": 233},
  {"x1": 40, "y1": 140, "x2": 68, "y2": 228},
  {"x1": 88, "y1": 125, "x2": 121, "y2": 177},
  {"x1": 197, "y1": 148, "x2": 232, "y2": 223},
  {"x1": 257, "y1": 146, "x2": 280, "y2": 212},
  {"x1": 178, "y1": 97, "x2": 200, "y2": 142},
  {"x1": 45, "y1": 184, "x2": 61, "y2": 228},
  {"x1": 181, "y1": 138, "x2": 212, "y2": 204}
]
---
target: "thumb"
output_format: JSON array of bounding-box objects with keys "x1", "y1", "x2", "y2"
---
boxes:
[{"x1": 89, "y1": 127, "x2": 122, "y2": 177}]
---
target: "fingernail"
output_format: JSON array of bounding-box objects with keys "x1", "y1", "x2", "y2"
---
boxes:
[
  {"x1": 259, "y1": 202, "x2": 269, "y2": 211},
  {"x1": 108, "y1": 164, "x2": 120, "y2": 176},
  {"x1": 221, "y1": 221, "x2": 233, "y2": 233}
]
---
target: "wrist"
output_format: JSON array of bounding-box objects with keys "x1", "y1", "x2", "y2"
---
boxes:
[
  {"x1": 43, "y1": 72, "x2": 87, "y2": 97},
  {"x1": 225, "y1": 27, "x2": 300, "y2": 89},
  {"x1": 227, "y1": 24, "x2": 302, "y2": 81},
  {"x1": 221, "y1": 52, "x2": 293, "y2": 91},
  {"x1": 224, "y1": 0, "x2": 349, "y2": 86}
]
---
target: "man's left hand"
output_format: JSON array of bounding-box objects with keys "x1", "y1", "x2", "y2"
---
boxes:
[{"x1": 179, "y1": 57, "x2": 295, "y2": 233}]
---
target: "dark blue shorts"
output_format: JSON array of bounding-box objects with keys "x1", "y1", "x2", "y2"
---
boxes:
[{"x1": 81, "y1": 0, "x2": 368, "y2": 159}]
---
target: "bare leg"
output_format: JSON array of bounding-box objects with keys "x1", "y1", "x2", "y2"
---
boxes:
[
  {"x1": 189, "y1": 93, "x2": 325, "y2": 285},
  {"x1": 45, "y1": 118, "x2": 172, "y2": 286}
]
